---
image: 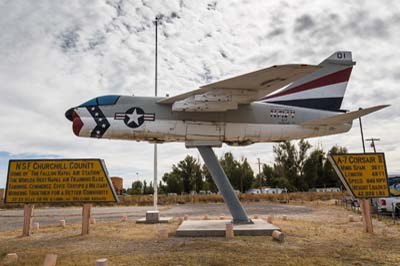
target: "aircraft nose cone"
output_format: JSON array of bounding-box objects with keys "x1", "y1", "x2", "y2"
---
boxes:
[{"x1": 65, "y1": 108, "x2": 74, "y2": 121}]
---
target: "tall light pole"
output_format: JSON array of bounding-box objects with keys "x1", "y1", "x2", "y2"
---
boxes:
[
  {"x1": 153, "y1": 16, "x2": 160, "y2": 210},
  {"x1": 257, "y1": 158, "x2": 262, "y2": 190}
]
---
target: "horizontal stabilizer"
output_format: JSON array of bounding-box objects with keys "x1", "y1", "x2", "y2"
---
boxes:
[{"x1": 302, "y1": 105, "x2": 390, "y2": 126}]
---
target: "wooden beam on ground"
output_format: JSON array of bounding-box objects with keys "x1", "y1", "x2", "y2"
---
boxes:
[
  {"x1": 22, "y1": 204, "x2": 34, "y2": 237},
  {"x1": 272, "y1": 230, "x2": 284, "y2": 242},
  {"x1": 81, "y1": 204, "x2": 92, "y2": 235}
]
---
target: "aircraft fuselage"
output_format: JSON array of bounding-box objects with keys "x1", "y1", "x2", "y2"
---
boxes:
[{"x1": 66, "y1": 95, "x2": 352, "y2": 147}]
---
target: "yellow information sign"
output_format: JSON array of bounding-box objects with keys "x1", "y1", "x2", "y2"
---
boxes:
[
  {"x1": 328, "y1": 153, "x2": 389, "y2": 198},
  {"x1": 5, "y1": 159, "x2": 118, "y2": 203}
]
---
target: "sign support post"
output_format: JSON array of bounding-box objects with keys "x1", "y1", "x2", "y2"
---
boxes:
[
  {"x1": 81, "y1": 204, "x2": 92, "y2": 235},
  {"x1": 360, "y1": 199, "x2": 373, "y2": 233},
  {"x1": 22, "y1": 204, "x2": 34, "y2": 237}
]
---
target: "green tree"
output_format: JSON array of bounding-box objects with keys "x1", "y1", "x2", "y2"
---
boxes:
[
  {"x1": 142, "y1": 180, "x2": 147, "y2": 195},
  {"x1": 303, "y1": 149, "x2": 325, "y2": 190},
  {"x1": 220, "y1": 152, "x2": 241, "y2": 190},
  {"x1": 158, "y1": 181, "x2": 166, "y2": 194},
  {"x1": 322, "y1": 145, "x2": 348, "y2": 187},
  {"x1": 131, "y1": 180, "x2": 143, "y2": 195},
  {"x1": 273, "y1": 139, "x2": 311, "y2": 191},
  {"x1": 173, "y1": 155, "x2": 202, "y2": 193},
  {"x1": 147, "y1": 181, "x2": 154, "y2": 194},
  {"x1": 239, "y1": 158, "x2": 254, "y2": 192},
  {"x1": 261, "y1": 163, "x2": 291, "y2": 189},
  {"x1": 162, "y1": 172, "x2": 183, "y2": 194},
  {"x1": 162, "y1": 155, "x2": 202, "y2": 193},
  {"x1": 202, "y1": 164, "x2": 218, "y2": 193}
]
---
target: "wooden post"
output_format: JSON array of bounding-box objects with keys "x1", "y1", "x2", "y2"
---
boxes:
[
  {"x1": 43, "y1": 254, "x2": 57, "y2": 266},
  {"x1": 81, "y1": 204, "x2": 92, "y2": 235},
  {"x1": 392, "y1": 203, "x2": 396, "y2": 225},
  {"x1": 360, "y1": 199, "x2": 373, "y2": 233},
  {"x1": 225, "y1": 223, "x2": 234, "y2": 239},
  {"x1": 59, "y1": 219, "x2": 66, "y2": 228},
  {"x1": 22, "y1": 204, "x2": 34, "y2": 237}
]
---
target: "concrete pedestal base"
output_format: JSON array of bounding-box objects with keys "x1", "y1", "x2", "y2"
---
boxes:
[
  {"x1": 146, "y1": 210, "x2": 159, "y2": 222},
  {"x1": 136, "y1": 211, "x2": 172, "y2": 224},
  {"x1": 176, "y1": 219, "x2": 280, "y2": 237}
]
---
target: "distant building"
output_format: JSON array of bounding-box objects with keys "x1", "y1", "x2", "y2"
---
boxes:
[
  {"x1": 246, "y1": 187, "x2": 286, "y2": 194},
  {"x1": 110, "y1": 177, "x2": 123, "y2": 195},
  {"x1": 309, "y1": 187, "x2": 341, "y2": 193},
  {"x1": 245, "y1": 188, "x2": 261, "y2": 194},
  {"x1": 262, "y1": 188, "x2": 285, "y2": 194}
]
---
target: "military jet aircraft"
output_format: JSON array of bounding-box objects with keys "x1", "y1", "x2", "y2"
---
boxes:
[
  {"x1": 65, "y1": 51, "x2": 388, "y2": 223},
  {"x1": 65, "y1": 51, "x2": 387, "y2": 147}
]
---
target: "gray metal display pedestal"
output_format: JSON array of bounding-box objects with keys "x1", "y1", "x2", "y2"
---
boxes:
[{"x1": 197, "y1": 146, "x2": 252, "y2": 224}]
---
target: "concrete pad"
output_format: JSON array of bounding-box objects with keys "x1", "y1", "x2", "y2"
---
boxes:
[
  {"x1": 136, "y1": 217, "x2": 173, "y2": 224},
  {"x1": 176, "y1": 219, "x2": 280, "y2": 237}
]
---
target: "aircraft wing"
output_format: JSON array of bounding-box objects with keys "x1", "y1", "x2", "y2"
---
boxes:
[
  {"x1": 301, "y1": 105, "x2": 390, "y2": 126},
  {"x1": 158, "y1": 64, "x2": 320, "y2": 112}
]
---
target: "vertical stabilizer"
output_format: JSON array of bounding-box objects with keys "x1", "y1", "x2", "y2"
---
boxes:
[{"x1": 261, "y1": 51, "x2": 356, "y2": 111}]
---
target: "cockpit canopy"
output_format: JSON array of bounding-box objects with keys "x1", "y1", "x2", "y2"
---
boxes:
[{"x1": 79, "y1": 95, "x2": 120, "y2": 107}]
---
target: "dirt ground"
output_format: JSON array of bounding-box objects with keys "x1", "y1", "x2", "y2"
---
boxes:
[{"x1": 0, "y1": 201, "x2": 399, "y2": 266}]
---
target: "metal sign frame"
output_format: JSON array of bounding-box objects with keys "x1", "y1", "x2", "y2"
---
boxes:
[{"x1": 4, "y1": 158, "x2": 119, "y2": 204}]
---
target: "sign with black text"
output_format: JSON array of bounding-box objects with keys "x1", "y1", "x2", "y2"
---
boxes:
[
  {"x1": 328, "y1": 153, "x2": 389, "y2": 198},
  {"x1": 5, "y1": 159, "x2": 118, "y2": 203}
]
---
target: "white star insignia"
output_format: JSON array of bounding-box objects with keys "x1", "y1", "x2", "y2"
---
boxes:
[{"x1": 126, "y1": 108, "x2": 143, "y2": 126}]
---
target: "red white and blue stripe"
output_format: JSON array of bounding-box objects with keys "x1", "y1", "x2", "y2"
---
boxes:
[{"x1": 261, "y1": 67, "x2": 353, "y2": 111}]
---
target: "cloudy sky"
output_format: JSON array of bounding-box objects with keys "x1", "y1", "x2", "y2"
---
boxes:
[{"x1": 0, "y1": 0, "x2": 399, "y2": 189}]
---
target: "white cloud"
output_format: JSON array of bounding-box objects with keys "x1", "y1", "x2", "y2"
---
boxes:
[{"x1": 1, "y1": 0, "x2": 399, "y2": 189}]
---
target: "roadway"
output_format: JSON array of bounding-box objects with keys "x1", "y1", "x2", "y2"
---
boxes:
[{"x1": 0, "y1": 202, "x2": 314, "y2": 232}]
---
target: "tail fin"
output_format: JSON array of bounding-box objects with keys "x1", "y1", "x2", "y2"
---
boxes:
[{"x1": 262, "y1": 51, "x2": 356, "y2": 111}]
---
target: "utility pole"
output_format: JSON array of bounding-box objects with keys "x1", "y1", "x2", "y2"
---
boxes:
[
  {"x1": 153, "y1": 16, "x2": 160, "y2": 210},
  {"x1": 358, "y1": 108, "x2": 373, "y2": 233},
  {"x1": 358, "y1": 108, "x2": 366, "y2": 153},
  {"x1": 257, "y1": 158, "x2": 262, "y2": 191},
  {"x1": 365, "y1": 138, "x2": 380, "y2": 153}
]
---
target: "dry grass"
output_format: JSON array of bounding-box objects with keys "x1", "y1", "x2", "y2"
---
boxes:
[
  {"x1": 1, "y1": 202, "x2": 399, "y2": 266},
  {"x1": 0, "y1": 192, "x2": 344, "y2": 209},
  {"x1": 117, "y1": 192, "x2": 343, "y2": 206}
]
